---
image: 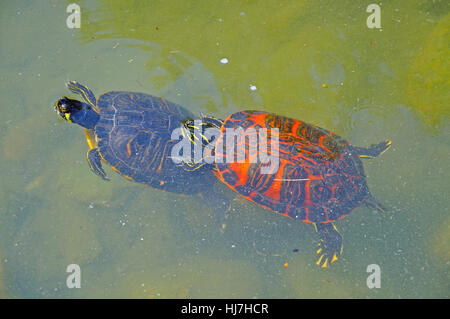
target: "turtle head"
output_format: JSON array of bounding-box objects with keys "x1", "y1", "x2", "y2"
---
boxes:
[
  {"x1": 54, "y1": 96, "x2": 99, "y2": 129},
  {"x1": 181, "y1": 116, "x2": 223, "y2": 147}
]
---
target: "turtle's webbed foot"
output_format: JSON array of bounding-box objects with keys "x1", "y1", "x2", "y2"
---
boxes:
[
  {"x1": 316, "y1": 238, "x2": 340, "y2": 268},
  {"x1": 87, "y1": 148, "x2": 110, "y2": 181},
  {"x1": 315, "y1": 223, "x2": 343, "y2": 268}
]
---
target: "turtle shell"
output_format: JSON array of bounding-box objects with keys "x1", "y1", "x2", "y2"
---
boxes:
[
  {"x1": 215, "y1": 110, "x2": 370, "y2": 223},
  {"x1": 94, "y1": 91, "x2": 215, "y2": 194}
]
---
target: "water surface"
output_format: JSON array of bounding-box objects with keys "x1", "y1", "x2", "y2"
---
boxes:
[{"x1": 0, "y1": 0, "x2": 448, "y2": 298}]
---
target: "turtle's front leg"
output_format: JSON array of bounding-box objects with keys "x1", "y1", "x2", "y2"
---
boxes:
[
  {"x1": 87, "y1": 148, "x2": 109, "y2": 181},
  {"x1": 314, "y1": 223, "x2": 343, "y2": 268}
]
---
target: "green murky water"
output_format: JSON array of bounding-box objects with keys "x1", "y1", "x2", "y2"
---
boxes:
[{"x1": 0, "y1": 0, "x2": 448, "y2": 298}]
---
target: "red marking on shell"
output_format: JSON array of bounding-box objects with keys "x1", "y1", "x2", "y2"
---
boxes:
[{"x1": 215, "y1": 110, "x2": 364, "y2": 223}]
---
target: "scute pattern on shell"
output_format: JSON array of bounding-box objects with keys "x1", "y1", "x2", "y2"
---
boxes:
[
  {"x1": 95, "y1": 91, "x2": 216, "y2": 194},
  {"x1": 215, "y1": 111, "x2": 370, "y2": 223}
]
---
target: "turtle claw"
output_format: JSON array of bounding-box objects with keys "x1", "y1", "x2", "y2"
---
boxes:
[
  {"x1": 316, "y1": 240, "x2": 340, "y2": 268},
  {"x1": 314, "y1": 223, "x2": 343, "y2": 268}
]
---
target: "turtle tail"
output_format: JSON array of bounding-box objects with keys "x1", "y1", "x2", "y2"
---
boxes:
[{"x1": 354, "y1": 140, "x2": 392, "y2": 159}]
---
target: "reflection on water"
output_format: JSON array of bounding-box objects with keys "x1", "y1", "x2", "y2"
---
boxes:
[{"x1": 0, "y1": 0, "x2": 448, "y2": 298}]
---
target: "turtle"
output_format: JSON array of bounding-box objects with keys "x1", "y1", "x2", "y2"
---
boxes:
[
  {"x1": 191, "y1": 110, "x2": 391, "y2": 268},
  {"x1": 53, "y1": 81, "x2": 230, "y2": 214}
]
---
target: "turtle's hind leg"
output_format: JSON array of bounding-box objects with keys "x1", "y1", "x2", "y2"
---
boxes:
[
  {"x1": 354, "y1": 140, "x2": 392, "y2": 159},
  {"x1": 365, "y1": 194, "x2": 388, "y2": 214},
  {"x1": 314, "y1": 223, "x2": 343, "y2": 268}
]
